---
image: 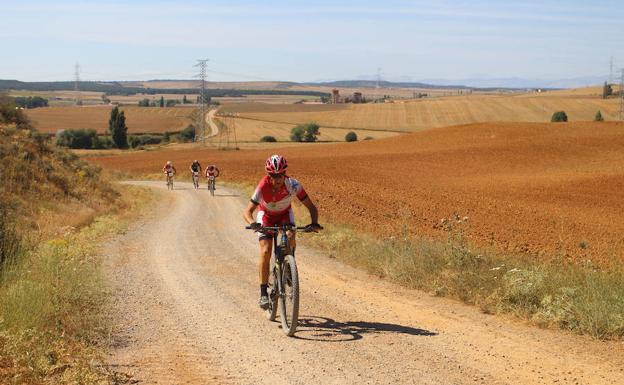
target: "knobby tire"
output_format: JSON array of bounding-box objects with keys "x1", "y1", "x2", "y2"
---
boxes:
[{"x1": 279, "y1": 254, "x2": 299, "y2": 336}]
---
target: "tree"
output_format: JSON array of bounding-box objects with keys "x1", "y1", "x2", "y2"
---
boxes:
[
  {"x1": 290, "y1": 122, "x2": 320, "y2": 142},
  {"x1": 138, "y1": 98, "x2": 150, "y2": 107},
  {"x1": 291, "y1": 123, "x2": 321, "y2": 142},
  {"x1": 159, "y1": 96, "x2": 164, "y2": 108},
  {"x1": 260, "y1": 135, "x2": 277, "y2": 142},
  {"x1": 603, "y1": 81, "x2": 613, "y2": 99},
  {"x1": 109, "y1": 106, "x2": 128, "y2": 148},
  {"x1": 290, "y1": 125, "x2": 305, "y2": 142},
  {"x1": 183, "y1": 95, "x2": 188, "y2": 104},
  {"x1": 595, "y1": 110, "x2": 604, "y2": 121},
  {"x1": 551, "y1": 111, "x2": 568, "y2": 122},
  {"x1": 345, "y1": 131, "x2": 358, "y2": 142}
]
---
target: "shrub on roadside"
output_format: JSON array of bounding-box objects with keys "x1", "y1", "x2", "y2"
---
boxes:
[{"x1": 594, "y1": 111, "x2": 604, "y2": 122}]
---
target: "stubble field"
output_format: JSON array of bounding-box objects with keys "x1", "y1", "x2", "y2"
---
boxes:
[
  {"x1": 25, "y1": 106, "x2": 195, "y2": 134},
  {"x1": 221, "y1": 93, "x2": 621, "y2": 133},
  {"x1": 89, "y1": 121, "x2": 624, "y2": 265}
]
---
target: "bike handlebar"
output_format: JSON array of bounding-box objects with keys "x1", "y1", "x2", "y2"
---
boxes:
[{"x1": 245, "y1": 224, "x2": 323, "y2": 232}]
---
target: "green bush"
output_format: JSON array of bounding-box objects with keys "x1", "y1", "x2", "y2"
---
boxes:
[
  {"x1": 137, "y1": 98, "x2": 150, "y2": 107},
  {"x1": 13, "y1": 96, "x2": 48, "y2": 109},
  {"x1": 290, "y1": 122, "x2": 320, "y2": 142},
  {"x1": 129, "y1": 134, "x2": 163, "y2": 148},
  {"x1": 551, "y1": 111, "x2": 568, "y2": 122},
  {"x1": 56, "y1": 128, "x2": 98, "y2": 149},
  {"x1": 290, "y1": 125, "x2": 305, "y2": 142},
  {"x1": 260, "y1": 135, "x2": 277, "y2": 142},
  {"x1": 594, "y1": 111, "x2": 604, "y2": 122},
  {"x1": 364, "y1": 136, "x2": 373, "y2": 140},
  {"x1": 345, "y1": 131, "x2": 358, "y2": 142},
  {"x1": 178, "y1": 124, "x2": 196, "y2": 142}
]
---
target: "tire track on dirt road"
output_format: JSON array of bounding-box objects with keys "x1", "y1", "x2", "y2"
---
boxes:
[{"x1": 104, "y1": 181, "x2": 624, "y2": 385}]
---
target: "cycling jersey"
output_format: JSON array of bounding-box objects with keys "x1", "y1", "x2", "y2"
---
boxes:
[
  {"x1": 163, "y1": 165, "x2": 176, "y2": 175},
  {"x1": 205, "y1": 166, "x2": 219, "y2": 177},
  {"x1": 190, "y1": 162, "x2": 201, "y2": 172},
  {"x1": 251, "y1": 175, "x2": 308, "y2": 216}
]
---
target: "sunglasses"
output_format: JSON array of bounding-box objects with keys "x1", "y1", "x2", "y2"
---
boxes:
[{"x1": 269, "y1": 173, "x2": 285, "y2": 179}]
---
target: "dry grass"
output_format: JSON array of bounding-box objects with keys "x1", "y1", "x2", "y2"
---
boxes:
[
  {"x1": 309, "y1": 221, "x2": 624, "y2": 340},
  {"x1": 25, "y1": 106, "x2": 195, "y2": 134}
]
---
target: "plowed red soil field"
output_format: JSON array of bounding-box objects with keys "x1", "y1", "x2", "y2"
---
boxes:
[{"x1": 90, "y1": 121, "x2": 624, "y2": 265}]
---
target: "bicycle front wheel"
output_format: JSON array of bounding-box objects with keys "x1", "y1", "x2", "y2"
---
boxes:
[{"x1": 279, "y1": 255, "x2": 299, "y2": 336}]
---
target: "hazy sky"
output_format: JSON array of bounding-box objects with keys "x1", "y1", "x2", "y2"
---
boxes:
[{"x1": 1, "y1": 0, "x2": 623, "y2": 82}]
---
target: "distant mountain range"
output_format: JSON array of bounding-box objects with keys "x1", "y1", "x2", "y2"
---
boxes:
[
  {"x1": 303, "y1": 80, "x2": 470, "y2": 90},
  {"x1": 309, "y1": 74, "x2": 611, "y2": 89}
]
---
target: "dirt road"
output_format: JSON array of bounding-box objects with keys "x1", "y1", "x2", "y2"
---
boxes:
[{"x1": 105, "y1": 181, "x2": 624, "y2": 385}]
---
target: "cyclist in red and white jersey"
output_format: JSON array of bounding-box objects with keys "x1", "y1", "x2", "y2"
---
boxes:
[
  {"x1": 162, "y1": 161, "x2": 176, "y2": 182},
  {"x1": 243, "y1": 155, "x2": 320, "y2": 309},
  {"x1": 205, "y1": 164, "x2": 220, "y2": 178}
]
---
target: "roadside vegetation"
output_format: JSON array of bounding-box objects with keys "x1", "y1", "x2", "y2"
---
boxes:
[
  {"x1": 307, "y1": 218, "x2": 624, "y2": 340},
  {"x1": 0, "y1": 93, "x2": 149, "y2": 383}
]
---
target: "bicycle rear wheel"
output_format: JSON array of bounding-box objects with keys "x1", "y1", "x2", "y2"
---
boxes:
[
  {"x1": 210, "y1": 180, "x2": 214, "y2": 196},
  {"x1": 279, "y1": 254, "x2": 299, "y2": 336}
]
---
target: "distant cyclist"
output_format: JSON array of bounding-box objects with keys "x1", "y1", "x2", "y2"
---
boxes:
[
  {"x1": 205, "y1": 164, "x2": 220, "y2": 181},
  {"x1": 243, "y1": 155, "x2": 321, "y2": 309},
  {"x1": 162, "y1": 161, "x2": 177, "y2": 187},
  {"x1": 190, "y1": 160, "x2": 202, "y2": 189}
]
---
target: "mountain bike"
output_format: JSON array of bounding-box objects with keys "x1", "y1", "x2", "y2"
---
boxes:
[
  {"x1": 192, "y1": 171, "x2": 200, "y2": 189},
  {"x1": 165, "y1": 171, "x2": 174, "y2": 190},
  {"x1": 207, "y1": 175, "x2": 216, "y2": 196},
  {"x1": 246, "y1": 223, "x2": 322, "y2": 336}
]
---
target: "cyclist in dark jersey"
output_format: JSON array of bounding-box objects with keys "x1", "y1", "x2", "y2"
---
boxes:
[{"x1": 189, "y1": 160, "x2": 202, "y2": 174}]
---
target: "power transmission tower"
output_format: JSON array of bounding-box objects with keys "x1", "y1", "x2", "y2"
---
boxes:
[
  {"x1": 194, "y1": 59, "x2": 209, "y2": 144},
  {"x1": 74, "y1": 63, "x2": 81, "y2": 106}
]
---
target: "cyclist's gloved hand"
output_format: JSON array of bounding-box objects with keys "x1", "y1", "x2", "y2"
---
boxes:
[
  {"x1": 249, "y1": 222, "x2": 262, "y2": 231},
  {"x1": 305, "y1": 223, "x2": 323, "y2": 232}
]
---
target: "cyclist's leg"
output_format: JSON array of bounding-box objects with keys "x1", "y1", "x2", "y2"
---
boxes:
[{"x1": 257, "y1": 210, "x2": 273, "y2": 285}]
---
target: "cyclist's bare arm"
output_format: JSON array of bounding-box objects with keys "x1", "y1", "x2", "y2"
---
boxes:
[
  {"x1": 243, "y1": 201, "x2": 259, "y2": 225},
  {"x1": 300, "y1": 196, "x2": 319, "y2": 225}
]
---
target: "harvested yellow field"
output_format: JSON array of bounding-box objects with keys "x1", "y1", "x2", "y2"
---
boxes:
[
  {"x1": 223, "y1": 94, "x2": 621, "y2": 132},
  {"x1": 26, "y1": 106, "x2": 195, "y2": 134},
  {"x1": 213, "y1": 115, "x2": 399, "y2": 142}
]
